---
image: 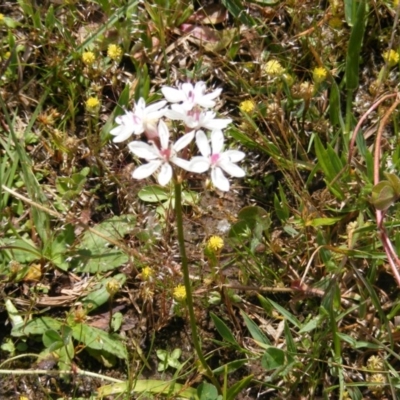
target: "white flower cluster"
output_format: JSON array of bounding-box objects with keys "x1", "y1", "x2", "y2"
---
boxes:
[{"x1": 110, "y1": 82, "x2": 245, "y2": 191}]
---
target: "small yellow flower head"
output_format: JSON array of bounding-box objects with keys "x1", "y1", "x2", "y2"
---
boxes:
[
  {"x1": 85, "y1": 96, "x2": 100, "y2": 111},
  {"x1": 394, "y1": 0, "x2": 399, "y2": 7},
  {"x1": 239, "y1": 99, "x2": 256, "y2": 113},
  {"x1": 367, "y1": 355, "x2": 384, "y2": 371},
  {"x1": 383, "y1": 49, "x2": 399, "y2": 67},
  {"x1": 328, "y1": 17, "x2": 343, "y2": 29},
  {"x1": 312, "y1": 67, "x2": 328, "y2": 84},
  {"x1": 82, "y1": 51, "x2": 96, "y2": 66},
  {"x1": 367, "y1": 373, "x2": 386, "y2": 395},
  {"x1": 107, "y1": 44, "x2": 123, "y2": 61},
  {"x1": 0, "y1": 14, "x2": 4, "y2": 23},
  {"x1": 106, "y1": 279, "x2": 120, "y2": 296},
  {"x1": 4, "y1": 51, "x2": 11, "y2": 60},
  {"x1": 207, "y1": 236, "x2": 224, "y2": 252},
  {"x1": 265, "y1": 60, "x2": 285, "y2": 77},
  {"x1": 173, "y1": 284, "x2": 187, "y2": 302},
  {"x1": 141, "y1": 266, "x2": 154, "y2": 280}
]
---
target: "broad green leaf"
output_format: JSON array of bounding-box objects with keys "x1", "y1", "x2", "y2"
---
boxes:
[
  {"x1": 261, "y1": 347, "x2": 285, "y2": 370},
  {"x1": 306, "y1": 217, "x2": 342, "y2": 227},
  {"x1": 210, "y1": 312, "x2": 239, "y2": 346},
  {"x1": 82, "y1": 273, "x2": 126, "y2": 311},
  {"x1": 370, "y1": 181, "x2": 396, "y2": 210},
  {"x1": 197, "y1": 382, "x2": 219, "y2": 400},
  {"x1": 384, "y1": 173, "x2": 400, "y2": 197},
  {"x1": 72, "y1": 323, "x2": 127, "y2": 360},
  {"x1": 240, "y1": 310, "x2": 270, "y2": 345},
  {"x1": 97, "y1": 380, "x2": 198, "y2": 399},
  {"x1": 12, "y1": 317, "x2": 62, "y2": 337},
  {"x1": 138, "y1": 185, "x2": 169, "y2": 203},
  {"x1": 73, "y1": 215, "x2": 135, "y2": 273}
]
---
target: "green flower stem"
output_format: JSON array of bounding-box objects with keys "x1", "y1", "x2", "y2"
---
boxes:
[{"x1": 174, "y1": 181, "x2": 221, "y2": 392}]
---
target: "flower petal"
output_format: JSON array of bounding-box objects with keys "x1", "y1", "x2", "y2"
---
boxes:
[
  {"x1": 211, "y1": 167, "x2": 230, "y2": 191},
  {"x1": 195, "y1": 130, "x2": 211, "y2": 157},
  {"x1": 128, "y1": 141, "x2": 159, "y2": 159},
  {"x1": 197, "y1": 89, "x2": 222, "y2": 109},
  {"x1": 219, "y1": 160, "x2": 245, "y2": 177},
  {"x1": 224, "y1": 150, "x2": 245, "y2": 163},
  {"x1": 132, "y1": 160, "x2": 161, "y2": 180},
  {"x1": 110, "y1": 125, "x2": 134, "y2": 143},
  {"x1": 174, "y1": 130, "x2": 195, "y2": 152},
  {"x1": 211, "y1": 130, "x2": 224, "y2": 154},
  {"x1": 158, "y1": 163, "x2": 173, "y2": 186},
  {"x1": 145, "y1": 100, "x2": 167, "y2": 113},
  {"x1": 189, "y1": 156, "x2": 210, "y2": 173},
  {"x1": 172, "y1": 157, "x2": 192, "y2": 171},
  {"x1": 164, "y1": 108, "x2": 187, "y2": 121},
  {"x1": 158, "y1": 120, "x2": 170, "y2": 150},
  {"x1": 202, "y1": 117, "x2": 232, "y2": 131},
  {"x1": 161, "y1": 87, "x2": 187, "y2": 103}
]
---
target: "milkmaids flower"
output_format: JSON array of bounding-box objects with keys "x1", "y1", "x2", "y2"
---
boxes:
[
  {"x1": 161, "y1": 81, "x2": 222, "y2": 111},
  {"x1": 165, "y1": 106, "x2": 232, "y2": 131},
  {"x1": 189, "y1": 130, "x2": 245, "y2": 191},
  {"x1": 110, "y1": 98, "x2": 166, "y2": 142},
  {"x1": 128, "y1": 120, "x2": 194, "y2": 186}
]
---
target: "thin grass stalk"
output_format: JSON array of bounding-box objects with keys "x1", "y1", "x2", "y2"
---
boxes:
[
  {"x1": 174, "y1": 180, "x2": 221, "y2": 392},
  {"x1": 373, "y1": 96, "x2": 400, "y2": 287}
]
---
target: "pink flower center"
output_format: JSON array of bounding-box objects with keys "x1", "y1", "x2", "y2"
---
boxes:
[
  {"x1": 211, "y1": 153, "x2": 220, "y2": 165},
  {"x1": 132, "y1": 114, "x2": 142, "y2": 125},
  {"x1": 188, "y1": 108, "x2": 201, "y2": 121},
  {"x1": 160, "y1": 148, "x2": 171, "y2": 160}
]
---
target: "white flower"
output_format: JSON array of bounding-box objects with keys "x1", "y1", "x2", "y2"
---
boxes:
[
  {"x1": 161, "y1": 81, "x2": 222, "y2": 111},
  {"x1": 128, "y1": 120, "x2": 194, "y2": 186},
  {"x1": 110, "y1": 98, "x2": 166, "y2": 142},
  {"x1": 165, "y1": 106, "x2": 232, "y2": 131},
  {"x1": 189, "y1": 130, "x2": 245, "y2": 191}
]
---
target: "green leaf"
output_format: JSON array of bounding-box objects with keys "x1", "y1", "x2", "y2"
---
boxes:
[
  {"x1": 266, "y1": 298, "x2": 301, "y2": 328},
  {"x1": 72, "y1": 324, "x2": 127, "y2": 360},
  {"x1": 345, "y1": 0, "x2": 367, "y2": 90},
  {"x1": 261, "y1": 347, "x2": 285, "y2": 370},
  {"x1": 12, "y1": 317, "x2": 62, "y2": 337},
  {"x1": 97, "y1": 379, "x2": 198, "y2": 399},
  {"x1": 306, "y1": 217, "x2": 342, "y2": 227},
  {"x1": 197, "y1": 382, "x2": 219, "y2": 400},
  {"x1": 82, "y1": 273, "x2": 126, "y2": 311},
  {"x1": 221, "y1": 0, "x2": 255, "y2": 27},
  {"x1": 370, "y1": 181, "x2": 396, "y2": 210},
  {"x1": 138, "y1": 185, "x2": 169, "y2": 203},
  {"x1": 210, "y1": 312, "x2": 239, "y2": 346},
  {"x1": 226, "y1": 375, "x2": 253, "y2": 400},
  {"x1": 73, "y1": 215, "x2": 135, "y2": 273},
  {"x1": 240, "y1": 310, "x2": 270, "y2": 345}
]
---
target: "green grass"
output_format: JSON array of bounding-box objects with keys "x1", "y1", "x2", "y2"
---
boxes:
[{"x1": 1, "y1": 0, "x2": 400, "y2": 399}]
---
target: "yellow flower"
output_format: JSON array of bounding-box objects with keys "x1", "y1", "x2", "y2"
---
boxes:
[
  {"x1": 0, "y1": 13, "x2": 4, "y2": 23},
  {"x1": 207, "y1": 236, "x2": 224, "y2": 252},
  {"x1": 82, "y1": 51, "x2": 96, "y2": 65},
  {"x1": 394, "y1": 0, "x2": 399, "y2": 7},
  {"x1": 367, "y1": 355, "x2": 384, "y2": 371},
  {"x1": 265, "y1": 60, "x2": 285, "y2": 77},
  {"x1": 312, "y1": 67, "x2": 328, "y2": 84},
  {"x1": 383, "y1": 49, "x2": 399, "y2": 67},
  {"x1": 107, "y1": 44, "x2": 123, "y2": 61},
  {"x1": 173, "y1": 285, "x2": 186, "y2": 302},
  {"x1": 239, "y1": 100, "x2": 255, "y2": 113},
  {"x1": 141, "y1": 266, "x2": 154, "y2": 280},
  {"x1": 106, "y1": 279, "x2": 120, "y2": 296},
  {"x1": 86, "y1": 96, "x2": 100, "y2": 111}
]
